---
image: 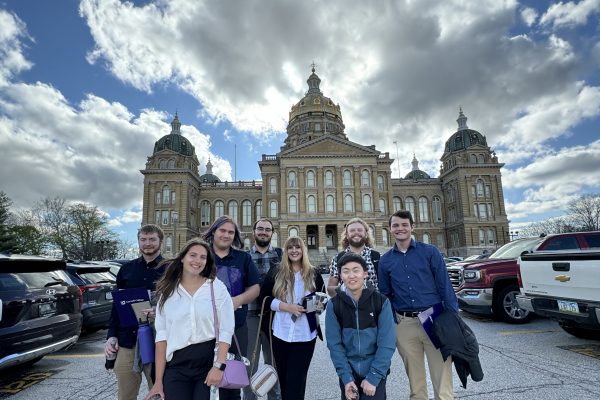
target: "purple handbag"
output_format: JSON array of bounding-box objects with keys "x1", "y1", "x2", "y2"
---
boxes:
[{"x1": 210, "y1": 282, "x2": 250, "y2": 389}]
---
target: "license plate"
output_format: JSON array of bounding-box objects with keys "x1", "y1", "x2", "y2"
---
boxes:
[
  {"x1": 39, "y1": 302, "x2": 56, "y2": 316},
  {"x1": 105, "y1": 292, "x2": 113, "y2": 300},
  {"x1": 557, "y1": 300, "x2": 579, "y2": 314}
]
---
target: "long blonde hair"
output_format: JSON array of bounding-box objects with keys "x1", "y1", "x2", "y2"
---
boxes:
[{"x1": 273, "y1": 236, "x2": 315, "y2": 301}]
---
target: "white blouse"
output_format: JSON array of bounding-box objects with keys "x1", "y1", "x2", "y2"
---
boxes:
[
  {"x1": 270, "y1": 271, "x2": 317, "y2": 343},
  {"x1": 155, "y1": 278, "x2": 234, "y2": 362}
]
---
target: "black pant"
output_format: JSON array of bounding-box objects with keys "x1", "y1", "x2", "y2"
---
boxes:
[
  {"x1": 338, "y1": 375, "x2": 387, "y2": 400},
  {"x1": 219, "y1": 324, "x2": 248, "y2": 400},
  {"x1": 163, "y1": 340, "x2": 215, "y2": 400},
  {"x1": 272, "y1": 336, "x2": 316, "y2": 400}
]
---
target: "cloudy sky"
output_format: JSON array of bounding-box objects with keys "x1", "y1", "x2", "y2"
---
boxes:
[{"x1": 1, "y1": 0, "x2": 599, "y2": 244}]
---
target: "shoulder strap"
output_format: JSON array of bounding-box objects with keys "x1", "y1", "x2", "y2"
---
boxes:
[
  {"x1": 211, "y1": 281, "x2": 242, "y2": 354},
  {"x1": 370, "y1": 292, "x2": 384, "y2": 322},
  {"x1": 333, "y1": 296, "x2": 343, "y2": 327},
  {"x1": 251, "y1": 296, "x2": 269, "y2": 369}
]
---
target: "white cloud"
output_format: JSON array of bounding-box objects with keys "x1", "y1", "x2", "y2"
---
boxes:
[
  {"x1": 540, "y1": 0, "x2": 600, "y2": 28},
  {"x1": 521, "y1": 7, "x2": 538, "y2": 26},
  {"x1": 0, "y1": 9, "x2": 32, "y2": 86}
]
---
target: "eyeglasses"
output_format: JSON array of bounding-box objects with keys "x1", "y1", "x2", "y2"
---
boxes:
[{"x1": 255, "y1": 227, "x2": 273, "y2": 233}]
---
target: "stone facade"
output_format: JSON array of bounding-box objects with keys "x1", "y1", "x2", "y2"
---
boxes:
[{"x1": 141, "y1": 69, "x2": 509, "y2": 262}]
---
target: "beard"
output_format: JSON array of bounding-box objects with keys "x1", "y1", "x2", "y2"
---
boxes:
[
  {"x1": 348, "y1": 236, "x2": 366, "y2": 247},
  {"x1": 254, "y1": 237, "x2": 271, "y2": 248}
]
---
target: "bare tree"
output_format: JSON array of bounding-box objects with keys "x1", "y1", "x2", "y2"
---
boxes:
[
  {"x1": 34, "y1": 197, "x2": 72, "y2": 258},
  {"x1": 568, "y1": 194, "x2": 600, "y2": 232},
  {"x1": 517, "y1": 216, "x2": 575, "y2": 238}
]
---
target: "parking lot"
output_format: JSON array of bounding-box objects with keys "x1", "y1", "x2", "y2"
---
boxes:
[{"x1": 1, "y1": 310, "x2": 599, "y2": 400}]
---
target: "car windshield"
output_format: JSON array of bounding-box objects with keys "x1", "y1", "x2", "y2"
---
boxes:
[{"x1": 489, "y1": 238, "x2": 544, "y2": 259}]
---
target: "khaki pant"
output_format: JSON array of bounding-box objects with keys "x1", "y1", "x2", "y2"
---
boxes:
[
  {"x1": 395, "y1": 315, "x2": 453, "y2": 400},
  {"x1": 114, "y1": 347, "x2": 153, "y2": 400}
]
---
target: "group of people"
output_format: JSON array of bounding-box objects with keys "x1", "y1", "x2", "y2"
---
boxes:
[{"x1": 104, "y1": 209, "x2": 461, "y2": 400}]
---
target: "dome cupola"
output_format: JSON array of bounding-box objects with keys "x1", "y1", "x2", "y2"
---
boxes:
[
  {"x1": 443, "y1": 108, "x2": 487, "y2": 153},
  {"x1": 153, "y1": 113, "x2": 195, "y2": 156}
]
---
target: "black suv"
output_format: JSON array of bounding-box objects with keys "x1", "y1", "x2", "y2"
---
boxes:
[
  {"x1": 65, "y1": 262, "x2": 116, "y2": 332},
  {"x1": 0, "y1": 254, "x2": 82, "y2": 370}
]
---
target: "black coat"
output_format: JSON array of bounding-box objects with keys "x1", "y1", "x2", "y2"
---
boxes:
[{"x1": 432, "y1": 310, "x2": 484, "y2": 388}]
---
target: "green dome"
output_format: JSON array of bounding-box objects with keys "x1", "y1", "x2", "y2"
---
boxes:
[
  {"x1": 405, "y1": 170, "x2": 431, "y2": 180},
  {"x1": 199, "y1": 173, "x2": 220, "y2": 183},
  {"x1": 444, "y1": 109, "x2": 487, "y2": 153},
  {"x1": 152, "y1": 114, "x2": 195, "y2": 156}
]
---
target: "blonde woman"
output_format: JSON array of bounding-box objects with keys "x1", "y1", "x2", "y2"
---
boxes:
[{"x1": 259, "y1": 236, "x2": 325, "y2": 400}]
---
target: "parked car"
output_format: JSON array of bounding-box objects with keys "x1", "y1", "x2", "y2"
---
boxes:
[
  {"x1": 463, "y1": 254, "x2": 490, "y2": 262},
  {"x1": 446, "y1": 231, "x2": 600, "y2": 324},
  {"x1": 0, "y1": 254, "x2": 82, "y2": 370},
  {"x1": 516, "y1": 250, "x2": 600, "y2": 340},
  {"x1": 65, "y1": 262, "x2": 116, "y2": 332},
  {"x1": 446, "y1": 256, "x2": 464, "y2": 262}
]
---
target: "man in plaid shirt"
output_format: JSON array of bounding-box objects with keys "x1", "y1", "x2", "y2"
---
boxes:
[{"x1": 327, "y1": 217, "x2": 380, "y2": 296}]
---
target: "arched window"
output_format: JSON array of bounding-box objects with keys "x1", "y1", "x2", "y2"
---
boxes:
[
  {"x1": 242, "y1": 200, "x2": 252, "y2": 226},
  {"x1": 325, "y1": 170, "x2": 334, "y2": 187},
  {"x1": 470, "y1": 154, "x2": 477, "y2": 164},
  {"x1": 377, "y1": 175, "x2": 384, "y2": 191},
  {"x1": 432, "y1": 196, "x2": 442, "y2": 222},
  {"x1": 289, "y1": 227, "x2": 299, "y2": 237},
  {"x1": 423, "y1": 233, "x2": 431, "y2": 244},
  {"x1": 419, "y1": 196, "x2": 429, "y2": 222},
  {"x1": 162, "y1": 186, "x2": 170, "y2": 204},
  {"x1": 392, "y1": 196, "x2": 402, "y2": 211},
  {"x1": 405, "y1": 197, "x2": 415, "y2": 217},
  {"x1": 326, "y1": 195, "x2": 335, "y2": 212},
  {"x1": 269, "y1": 177, "x2": 277, "y2": 194},
  {"x1": 201, "y1": 201, "x2": 211, "y2": 226},
  {"x1": 270, "y1": 201, "x2": 278, "y2": 218},
  {"x1": 361, "y1": 170, "x2": 370, "y2": 187},
  {"x1": 168, "y1": 159, "x2": 176, "y2": 169},
  {"x1": 306, "y1": 171, "x2": 315, "y2": 187},
  {"x1": 228, "y1": 200, "x2": 238, "y2": 223},
  {"x1": 478, "y1": 154, "x2": 485, "y2": 163},
  {"x1": 215, "y1": 200, "x2": 224, "y2": 218},
  {"x1": 382, "y1": 228, "x2": 389, "y2": 246},
  {"x1": 288, "y1": 171, "x2": 297, "y2": 188},
  {"x1": 379, "y1": 198, "x2": 386, "y2": 213},
  {"x1": 344, "y1": 194, "x2": 353, "y2": 212},
  {"x1": 272, "y1": 232, "x2": 279, "y2": 247},
  {"x1": 343, "y1": 170, "x2": 352, "y2": 186},
  {"x1": 476, "y1": 180, "x2": 484, "y2": 198},
  {"x1": 362, "y1": 194, "x2": 372, "y2": 212},
  {"x1": 255, "y1": 200, "x2": 262, "y2": 219},
  {"x1": 288, "y1": 196, "x2": 298, "y2": 213},
  {"x1": 159, "y1": 159, "x2": 167, "y2": 169},
  {"x1": 307, "y1": 195, "x2": 316, "y2": 213}
]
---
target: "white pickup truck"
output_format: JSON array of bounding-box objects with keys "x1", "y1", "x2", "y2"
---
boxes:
[{"x1": 516, "y1": 251, "x2": 600, "y2": 339}]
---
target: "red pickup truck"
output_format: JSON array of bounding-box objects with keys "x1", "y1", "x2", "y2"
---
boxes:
[{"x1": 446, "y1": 231, "x2": 600, "y2": 324}]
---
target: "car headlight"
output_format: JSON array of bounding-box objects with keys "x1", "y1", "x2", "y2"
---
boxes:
[{"x1": 463, "y1": 270, "x2": 481, "y2": 282}]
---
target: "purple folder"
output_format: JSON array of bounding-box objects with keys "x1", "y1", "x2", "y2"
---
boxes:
[
  {"x1": 112, "y1": 287, "x2": 151, "y2": 328},
  {"x1": 418, "y1": 303, "x2": 444, "y2": 349}
]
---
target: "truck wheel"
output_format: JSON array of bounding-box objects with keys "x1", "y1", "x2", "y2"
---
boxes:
[
  {"x1": 559, "y1": 321, "x2": 600, "y2": 340},
  {"x1": 493, "y1": 284, "x2": 533, "y2": 324}
]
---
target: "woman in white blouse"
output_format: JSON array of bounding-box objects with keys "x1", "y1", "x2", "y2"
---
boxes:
[
  {"x1": 145, "y1": 238, "x2": 235, "y2": 400},
  {"x1": 259, "y1": 236, "x2": 325, "y2": 400}
]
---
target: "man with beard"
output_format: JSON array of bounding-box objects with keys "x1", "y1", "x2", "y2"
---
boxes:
[
  {"x1": 202, "y1": 215, "x2": 260, "y2": 400},
  {"x1": 244, "y1": 218, "x2": 282, "y2": 400},
  {"x1": 105, "y1": 224, "x2": 166, "y2": 400},
  {"x1": 326, "y1": 218, "x2": 380, "y2": 297}
]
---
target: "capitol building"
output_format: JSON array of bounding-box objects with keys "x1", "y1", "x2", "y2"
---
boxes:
[{"x1": 141, "y1": 68, "x2": 509, "y2": 262}]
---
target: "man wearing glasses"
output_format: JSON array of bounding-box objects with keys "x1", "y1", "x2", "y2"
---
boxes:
[{"x1": 244, "y1": 218, "x2": 282, "y2": 400}]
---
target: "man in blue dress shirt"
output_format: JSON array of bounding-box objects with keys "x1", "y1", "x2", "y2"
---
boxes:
[{"x1": 379, "y1": 210, "x2": 458, "y2": 400}]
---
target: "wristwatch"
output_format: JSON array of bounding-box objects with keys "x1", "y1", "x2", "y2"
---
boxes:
[{"x1": 213, "y1": 361, "x2": 226, "y2": 371}]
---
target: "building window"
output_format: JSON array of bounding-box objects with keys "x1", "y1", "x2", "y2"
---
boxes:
[
  {"x1": 270, "y1": 201, "x2": 278, "y2": 218},
  {"x1": 326, "y1": 228, "x2": 335, "y2": 247},
  {"x1": 437, "y1": 233, "x2": 444, "y2": 248},
  {"x1": 242, "y1": 200, "x2": 252, "y2": 226},
  {"x1": 382, "y1": 228, "x2": 389, "y2": 246},
  {"x1": 343, "y1": 170, "x2": 352, "y2": 186},
  {"x1": 479, "y1": 229, "x2": 486, "y2": 245},
  {"x1": 485, "y1": 185, "x2": 491, "y2": 198},
  {"x1": 165, "y1": 236, "x2": 172, "y2": 253},
  {"x1": 377, "y1": 175, "x2": 384, "y2": 191},
  {"x1": 326, "y1": 195, "x2": 335, "y2": 212},
  {"x1": 162, "y1": 186, "x2": 170, "y2": 204},
  {"x1": 288, "y1": 171, "x2": 297, "y2": 188},
  {"x1": 344, "y1": 194, "x2": 353, "y2": 212},
  {"x1": 315, "y1": 122, "x2": 321, "y2": 131},
  {"x1": 161, "y1": 210, "x2": 169, "y2": 225},
  {"x1": 488, "y1": 229, "x2": 495, "y2": 245},
  {"x1": 392, "y1": 196, "x2": 402, "y2": 211},
  {"x1": 159, "y1": 159, "x2": 167, "y2": 169},
  {"x1": 243, "y1": 238, "x2": 251, "y2": 250},
  {"x1": 361, "y1": 170, "x2": 370, "y2": 187},
  {"x1": 269, "y1": 177, "x2": 277, "y2": 194},
  {"x1": 168, "y1": 159, "x2": 176, "y2": 169},
  {"x1": 307, "y1": 195, "x2": 316, "y2": 213},
  {"x1": 215, "y1": 200, "x2": 224, "y2": 218},
  {"x1": 325, "y1": 170, "x2": 334, "y2": 187},
  {"x1": 306, "y1": 170, "x2": 315, "y2": 187},
  {"x1": 171, "y1": 211, "x2": 179, "y2": 224},
  {"x1": 155, "y1": 192, "x2": 161, "y2": 205},
  {"x1": 362, "y1": 194, "x2": 372, "y2": 212},
  {"x1": 423, "y1": 233, "x2": 431, "y2": 244},
  {"x1": 271, "y1": 232, "x2": 279, "y2": 247},
  {"x1": 405, "y1": 197, "x2": 415, "y2": 217},
  {"x1": 228, "y1": 200, "x2": 238, "y2": 223},
  {"x1": 288, "y1": 196, "x2": 298, "y2": 213},
  {"x1": 379, "y1": 198, "x2": 386, "y2": 213},
  {"x1": 432, "y1": 196, "x2": 442, "y2": 222},
  {"x1": 201, "y1": 201, "x2": 211, "y2": 226},
  {"x1": 289, "y1": 227, "x2": 299, "y2": 237},
  {"x1": 476, "y1": 180, "x2": 484, "y2": 198},
  {"x1": 255, "y1": 200, "x2": 262, "y2": 219},
  {"x1": 369, "y1": 225, "x2": 375, "y2": 245},
  {"x1": 171, "y1": 191, "x2": 176, "y2": 205},
  {"x1": 419, "y1": 196, "x2": 429, "y2": 222},
  {"x1": 478, "y1": 154, "x2": 485, "y2": 163},
  {"x1": 155, "y1": 210, "x2": 160, "y2": 225},
  {"x1": 470, "y1": 154, "x2": 477, "y2": 164}
]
